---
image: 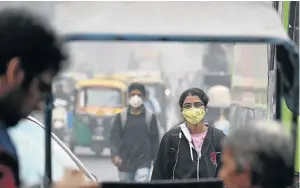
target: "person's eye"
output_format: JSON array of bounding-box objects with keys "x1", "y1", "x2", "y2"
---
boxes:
[
  {"x1": 183, "y1": 103, "x2": 192, "y2": 108},
  {"x1": 194, "y1": 102, "x2": 204, "y2": 108}
]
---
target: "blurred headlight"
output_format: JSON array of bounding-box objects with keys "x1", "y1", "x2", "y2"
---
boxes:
[{"x1": 165, "y1": 89, "x2": 171, "y2": 96}]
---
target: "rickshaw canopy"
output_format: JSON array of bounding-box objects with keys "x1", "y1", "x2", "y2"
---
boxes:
[
  {"x1": 96, "y1": 71, "x2": 166, "y2": 84},
  {"x1": 75, "y1": 78, "x2": 127, "y2": 90},
  {"x1": 42, "y1": 1, "x2": 299, "y2": 185},
  {"x1": 114, "y1": 71, "x2": 165, "y2": 84},
  {"x1": 60, "y1": 2, "x2": 289, "y2": 42}
]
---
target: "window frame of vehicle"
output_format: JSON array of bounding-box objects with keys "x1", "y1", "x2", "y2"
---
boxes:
[{"x1": 8, "y1": 116, "x2": 96, "y2": 186}]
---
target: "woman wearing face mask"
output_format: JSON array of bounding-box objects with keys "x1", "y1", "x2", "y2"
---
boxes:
[
  {"x1": 109, "y1": 82, "x2": 159, "y2": 182},
  {"x1": 151, "y1": 88, "x2": 226, "y2": 181}
]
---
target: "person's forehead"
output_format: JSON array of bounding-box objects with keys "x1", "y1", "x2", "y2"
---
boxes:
[
  {"x1": 130, "y1": 89, "x2": 143, "y2": 95},
  {"x1": 184, "y1": 95, "x2": 201, "y2": 103}
]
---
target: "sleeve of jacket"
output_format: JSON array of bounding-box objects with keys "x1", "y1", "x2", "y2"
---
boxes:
[
  {"x1": 109, "y1": 113, "x2": 122, "y2": 158},
  {"x1": 151, "y1": 132, "x2": 170, "y2": 180},
  {"x1": 0, "y1": 151, "x2": 18, "y2": 188},
  {"x1": 0, "y1": 164, "x2": 17, "y2": 188},
  {"x1": 149, "y1": 114, "x2": 159, "y2": 161}
]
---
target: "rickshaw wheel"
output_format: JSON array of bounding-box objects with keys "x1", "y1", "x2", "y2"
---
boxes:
[{"x1": 91, "y1": 145, "x2": 104, "y2": 157}]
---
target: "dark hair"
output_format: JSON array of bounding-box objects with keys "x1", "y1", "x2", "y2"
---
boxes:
[
  {"x1": 179, "y1": 88, "x2": 209, "y2": 109},
  {"x1": 128, "y1": 82, "x2": 146, "y2": 96},
  {"x1": 0, "y1": 9, "x2": 66, "y2": 85},
  {"x1": 224, "y1": 120, "x2": 294, "y2": 188}
]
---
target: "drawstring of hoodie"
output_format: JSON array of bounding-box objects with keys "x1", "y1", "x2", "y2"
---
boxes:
[
  {"x1": 180, "y1": 123, "x2": 203, "y2": 162},
  {"x1": 189, "y1": 142, "x2": 194, "y2": 162}
]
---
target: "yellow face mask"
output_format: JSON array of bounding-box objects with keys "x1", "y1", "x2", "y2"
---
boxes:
[{"x1": 182, "y1": 108, "x2": 206, "y2": 125}]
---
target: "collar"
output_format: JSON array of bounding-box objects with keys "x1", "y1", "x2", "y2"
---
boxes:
[
  {"x1": 127, "y1": 105, "x2": 146, "y2": 115},
  {"x1": 179, "y1": 122, "x2": 213, "y2": 161},
  {"x1": 179, "y1": 123, "x2": 197, "y2": 161}
]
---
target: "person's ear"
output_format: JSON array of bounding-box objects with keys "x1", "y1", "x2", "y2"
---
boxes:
[{"x1": 6, "y1": 57, "x2": 24, "y2": 85}]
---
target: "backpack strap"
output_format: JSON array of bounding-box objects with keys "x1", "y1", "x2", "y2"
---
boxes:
[
  {"x1": 120, "y1": 108, "x2": 153, "y2": 132},
  {"x1": 120, "y1": 108, "x2": 128, "y2": 129},
  {"x1": 145, "y1": 109, "x2": 153, "y2": 132}
]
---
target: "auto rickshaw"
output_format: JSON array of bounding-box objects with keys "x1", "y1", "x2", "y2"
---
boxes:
[
  {"x1": 69, "y1": 78, "x2": 127, "y2": 156},
  {"x1": 56, "y1": 1, "x2": 299, "y2": 186}
]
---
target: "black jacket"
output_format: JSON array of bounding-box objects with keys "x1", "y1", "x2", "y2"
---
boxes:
[
  {"x1": 109, "y1": 107, "x2": 159, "y2": 172},
  {"x1": 151, "y1": 123, "x2": 226, "y2": 180}
]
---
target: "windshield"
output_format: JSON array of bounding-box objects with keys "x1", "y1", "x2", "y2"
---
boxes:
[
  {"x1": 62, "y1": 39, "x2": 269, "y2": 181},
  {"x1": 79, "y1": 87, "x2": 122, "y2": 108},
  {"x1": 8, "y1": 119, "x2": 89, "y2": 186}
]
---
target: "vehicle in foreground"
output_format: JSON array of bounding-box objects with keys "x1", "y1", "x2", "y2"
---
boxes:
[
  {"x1": 61, "y1": 1, "x2": 298, "y2": 186},
  {"x1": 8, "y1": 116, "x2": 97, "y2": 187}
]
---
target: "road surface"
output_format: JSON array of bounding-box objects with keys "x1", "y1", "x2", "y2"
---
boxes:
[{"x1": 75, "y1": 147, "x2": 119, "y2": 181}]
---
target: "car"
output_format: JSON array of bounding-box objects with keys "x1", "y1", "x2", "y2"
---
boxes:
[{"x1": 8, "y1": 116, "x2": 97, "y2": 187}]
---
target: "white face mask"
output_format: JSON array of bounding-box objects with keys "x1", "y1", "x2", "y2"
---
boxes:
[{"x1": 129, "y1": 95, "x2": 143, "y2": 108}]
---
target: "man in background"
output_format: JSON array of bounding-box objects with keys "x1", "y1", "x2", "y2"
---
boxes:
[{"x1": 110, "y1": 83, "x2": 159, "y2": 182}]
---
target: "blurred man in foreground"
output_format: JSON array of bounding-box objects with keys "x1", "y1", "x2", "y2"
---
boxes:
[
  {"x1": 0, "y1": 9, "x2": 97, "y2": 188},
  {"x1": 110, "y1": 83, "x2": 159, "y2": 182},
  {"x1": 219, "y1": 119, "x2": 294, "y2": 188}
]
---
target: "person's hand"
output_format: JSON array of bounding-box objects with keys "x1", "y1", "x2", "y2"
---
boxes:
[
  {"x1": 53, "y1": 168, "x2": 99, "y2": 188},
  {"x1": 112, "y1": 156, "x2": 122, "y2": 167}
]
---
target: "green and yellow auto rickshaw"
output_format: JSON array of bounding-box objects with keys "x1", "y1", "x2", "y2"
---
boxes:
[
  {"x1": 101, "y1": 71, "x2": 171, "y2": 132},
  {"x1": 69, "y1": 78, "x2": 127, "y2": 156}
]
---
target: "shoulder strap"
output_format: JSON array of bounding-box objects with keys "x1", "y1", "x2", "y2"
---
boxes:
[
  {"x1": 145, "y1": 109, "x2": 153, "y2": 132},
  {"x1": 120, "y1": 109, "x2": 127, "y2": 129},
  {"x1": 120, "y1": 108, "x2": 153, "y2": 131}
]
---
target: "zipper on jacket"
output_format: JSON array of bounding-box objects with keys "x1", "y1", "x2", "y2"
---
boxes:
[{"x1": 196, "y1": 153, "x2": 201, "y2": 180}]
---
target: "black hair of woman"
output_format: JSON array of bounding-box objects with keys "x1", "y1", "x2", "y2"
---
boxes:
[{"x1": 178, "y1": 87, "x2": 209, "y2": 110}]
